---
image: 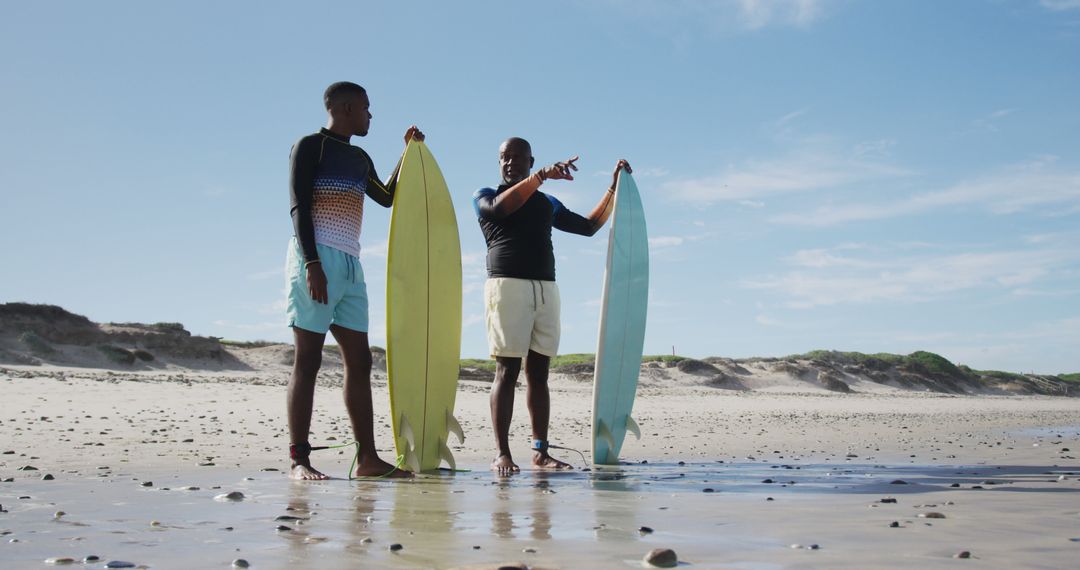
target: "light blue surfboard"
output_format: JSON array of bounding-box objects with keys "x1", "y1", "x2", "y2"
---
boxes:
[{"x1": 592, "y1": 170, "x2": 649, "y2": 465}]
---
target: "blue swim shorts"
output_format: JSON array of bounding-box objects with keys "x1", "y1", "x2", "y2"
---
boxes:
[{"x1": 285, "y1": 238, "x2": 369, "y2": 334}]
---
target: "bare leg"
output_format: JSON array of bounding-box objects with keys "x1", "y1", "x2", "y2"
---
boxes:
[
  {"x1": 490, "y1": 356, "x2": 522, "y2": 476},
  {"x1": 331, "y1": 325, "x2": 411, "y2": 478},
  {"x1": 288, "y1": 327, "x2": 329, "y2": 480},
  {"x1": 525, "y1": 350, "x2": 571, "y2": 470}
]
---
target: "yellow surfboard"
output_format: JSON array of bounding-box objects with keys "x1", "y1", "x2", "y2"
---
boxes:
[{"x1": 386, "y1": 140, "x2": 464, "y2": 473}]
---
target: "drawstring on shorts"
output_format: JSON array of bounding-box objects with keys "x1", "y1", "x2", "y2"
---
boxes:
[{"x1": 529, "y1": 280, "x2": 546, "y2": 310}]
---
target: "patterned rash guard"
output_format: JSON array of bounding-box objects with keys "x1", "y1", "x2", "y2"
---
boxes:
[{"x1": 289, "y1": 128, "x2": 398, "y2": 262}]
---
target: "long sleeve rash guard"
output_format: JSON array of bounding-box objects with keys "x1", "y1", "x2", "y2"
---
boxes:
[{"x1": 289, "y1": 128, "x2": 398, "y2": 263}]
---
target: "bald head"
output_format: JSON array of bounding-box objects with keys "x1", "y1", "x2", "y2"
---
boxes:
[{"x1": 499, "y1": 137, "x2": 534, "y2": 185}]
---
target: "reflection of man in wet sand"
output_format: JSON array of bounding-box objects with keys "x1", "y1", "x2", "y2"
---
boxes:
[
  {"x1": 285, "y1": 81, "x2": 422, "y2": 480},
  {"x1": 473, "y1": 137, "x2": 630, "y2": 475}
]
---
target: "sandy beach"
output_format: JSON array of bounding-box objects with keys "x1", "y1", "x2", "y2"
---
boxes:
[{"x1": 3, "y1": 362, "x2": 1079, "y2": 569}]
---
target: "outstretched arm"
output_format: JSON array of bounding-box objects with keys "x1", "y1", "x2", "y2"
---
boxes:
[
  {"x1": 553, "y1": 159, "x2": 632, "y2": 236},
  {"x1": 364, "y1": 126, "x2": 426, "y2": 208},
  {"x1": 474, "y1": 157, "x2": 579, "y2": 220}
]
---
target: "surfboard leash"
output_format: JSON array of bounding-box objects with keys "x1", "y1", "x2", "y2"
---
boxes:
[
  {"x1": 310, "y1": 441, "x2": 407, "y2": 480},
  {"x1": 536, "y1": 439, "x2": 589, "y2": 469}
]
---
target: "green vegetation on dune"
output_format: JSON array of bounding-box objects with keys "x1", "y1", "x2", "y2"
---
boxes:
[
  {"x1": 790, "y1": 349, "x2": 963, "y2": 377},
  {"x1": 1059, "y1": 373, "x2": 1080, "y2": 384},
  {"x1": 793, "y1": 350, "x2": 904, "y2": 364},
  {"x1": 904, "y1": 350, "x2": 963, "y2": 377},
  {"x1": 459, "y1": 358, "x2": 496, "y2": 372},
  {"x1": 963, "y1": 367, "x2": 1026, "y2": 382},
  {"x1": 550, "y1": 353, "x2": 596, "y2": 368},
  {"x1": 643, "y1": 354, "x2": 689, "y2": 364},
  {"x1": 219, "y1": 339, "x2": 278, "y2": 348}
]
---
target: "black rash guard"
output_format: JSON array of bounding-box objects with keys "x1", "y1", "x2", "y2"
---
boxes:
[
  {"x1": 473, "y1": 184, "x2": 593, "y2": 281},
  {"x1": 289, "y1": 128, "x2": 398, "y2": 263}
]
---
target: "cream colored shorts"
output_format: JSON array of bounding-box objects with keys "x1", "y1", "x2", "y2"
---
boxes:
[{"x1": 484, "y1": 278, "x2": 561, "y2": 358}]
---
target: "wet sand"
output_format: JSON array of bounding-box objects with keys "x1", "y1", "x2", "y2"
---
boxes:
[{"x1": 3, "y1": 370, "x2": 1080, "y2": 568}]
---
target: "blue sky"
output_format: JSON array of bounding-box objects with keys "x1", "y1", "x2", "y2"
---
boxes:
[{"x1": 2, "y1": 1, "x2": 1078, "y2": 373}]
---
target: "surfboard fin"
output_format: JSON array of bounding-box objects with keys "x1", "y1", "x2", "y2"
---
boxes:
[
  {"x1": 626, "y1": 415, "x2": 642, "y2": 440},
  {"x1": 398, "y1": 414, "x2": 416, "y2": 451},
  {"x1": 404, "y1": 448, "x2": 420, "y2": 474},
  {"x1": 398, "y1": 414, "x2": 420, "y2": 472},
  {"x1": 596, "y1": 420, "x2": 617, "y2": 456},
  {"x1": 446, "y1": 410, "x2": 465, "y2": 444},
  {"x1": 438, "y1": 438, "x2": 457, "y2": 471}
]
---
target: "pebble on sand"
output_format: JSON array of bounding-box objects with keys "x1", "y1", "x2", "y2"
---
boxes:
[
  {"x1": 83, "y1": 556, "x2": 101, "y2": 563},
  {"x1": 389, "y1": 543, "x2": 403, "y2": 552},
  {"x1": 44, "y1": 557, "x2": 76, "y2": 565},
  {"x1": 276, "y1": 525, "x2": 292, "y2": 532},
  {"x1": 214, "y1": 491, "x2": 245, "y2": 502},
  {"x1": 232, "y1": 559, "x2": 250, "y2": 568},
  {"x1": 643, "y1": 547, "x2": 678, "y2": 568},
  {"x1": 54, "y1": 510, "x2": 65, "y2": 518},
  {"x1": 919, "y1": 512, "x2": 947, "y2": 519},
  {"x1": 955, "y1": 551, "x2": 972, "y2": 559},
  {"x1": 104, "y1": 562, "x2": 136, "y2": 569},
  {"x1": 639, "y1": 526, "x2": 655, "y2": 534},
  {"x1": 42, "y1": 473, "x2": 55, "y2": 480},
  {"x1": 140, "y1": 481, "x2": 153, "y2": 487},
  {"x1": 889, "y1": 521, "x2": 900, "y2": 528}
]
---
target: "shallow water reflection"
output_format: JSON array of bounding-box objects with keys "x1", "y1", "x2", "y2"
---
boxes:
[{"x1": 2, "y1": 461, "x2": 1077, "y2": 568}]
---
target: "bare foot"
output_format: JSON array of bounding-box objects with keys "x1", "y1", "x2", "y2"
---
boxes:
[
  {"x1": 354, "y1": 457, "x2": 413, "y2": 479},
  {"x1": 290, "y1": 463, "x2": 330, "y2": 480},
  {"x1": 491, "y1": 454, "x2": 520, "y2": 476},
  {"x1": 533, "y1": 451, "x2": 573, "y2": 470}
]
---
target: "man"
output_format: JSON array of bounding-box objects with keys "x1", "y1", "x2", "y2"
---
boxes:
[
  {"x1": 286, "y1": 81, "x2": 422, "y2": 480},
  {"x1": 473, "y1": 137, "x2": 631, "y2": 475}
]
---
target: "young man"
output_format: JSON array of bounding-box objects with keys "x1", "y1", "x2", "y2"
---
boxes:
[
  {"x1": 473, "y1": 137, "x2": 631, "y2": 475},
  {"x1": 286, "y1": 81, "x2": 422, "y2": 480}
]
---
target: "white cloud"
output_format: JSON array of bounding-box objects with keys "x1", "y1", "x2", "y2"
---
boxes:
[
  {"x1": 745, "y1": 243, "x2": 1077, "y2": 308},
  {"x1": 666, "y1": 151, "x2": 908, "y2": 204},
  {"x1": 463, "y1": 313, "x2": 485, "y2": 327},
  {"x1": 773, "y1": 157, "x2": 1080, "y2": 226},
  {"x1": 755, "y1": 314, "x2": 779, "y2": 326},
  {"x1": 786, "y1": 248, "x2": 882, "y2": 269},
  {"x1": 649, "y1": 236, "x2": 685, "y2": 249},
  {"x1": 600, "y1": 0, "x2": 829, "y2": 31},
  {"x1": 1041, "y1": 0, "x2": 1080, "y2": 10},
  {"x1": 968, "y1": 108, "x2": 1016, "y2": 134},
  {"x1": 360, "y1": 239, "x2": 389, "y2": 260},
  {"x1": 853, "y1": 138, "x2": 897, "y2": 158},
  {"x1": 738, "y1": 0, "x2": 825, "y2": 29},
  {"x1": 634, "y1": 167, "x2": 670, "y2": 178}
]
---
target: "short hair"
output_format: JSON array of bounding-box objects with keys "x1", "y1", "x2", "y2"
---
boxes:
[
  {"x1": 324, "y1": 81, "x2": 367, "y2": 110},
  {"x1": 500, "y1": 137, "x2": 532, "y2": 155}
]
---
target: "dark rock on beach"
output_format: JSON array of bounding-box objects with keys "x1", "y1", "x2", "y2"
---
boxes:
[{"x1": 643, "y1": 547, "x2": 679, "y2": 568}]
